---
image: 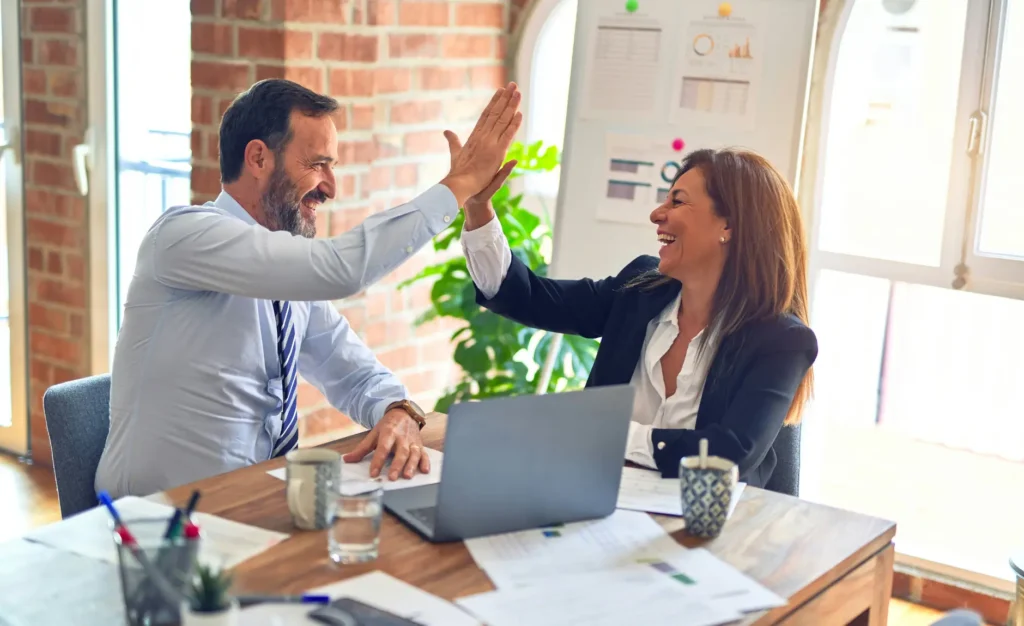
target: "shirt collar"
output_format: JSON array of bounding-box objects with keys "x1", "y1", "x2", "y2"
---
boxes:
[
  {"x1": 658, "y1": 292, "x2": 682, "y2": 327},
  {"x1": 212, "y1": 191, "x2": 258, "y2": 226}
]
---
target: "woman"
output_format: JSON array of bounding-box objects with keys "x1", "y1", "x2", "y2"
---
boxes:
[{"x1": 459, "y1": 147, "x2": 817, "y2": 490}]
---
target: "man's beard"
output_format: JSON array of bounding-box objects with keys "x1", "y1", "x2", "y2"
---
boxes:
[{"x1": 260, "y1": 165, "x2": 324, "y2": 238}]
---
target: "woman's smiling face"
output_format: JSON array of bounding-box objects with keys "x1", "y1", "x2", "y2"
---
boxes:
[{"x1": 649, "y1": 166, "x2": 730, "y2": 282}]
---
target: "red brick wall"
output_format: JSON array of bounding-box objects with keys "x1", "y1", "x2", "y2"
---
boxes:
[
  {"x1": 21, "y1": 0, "x2": 91, "y2": 464},
  {"x1": 191, "y1": 0, "x2": 518, "y2": 439}
]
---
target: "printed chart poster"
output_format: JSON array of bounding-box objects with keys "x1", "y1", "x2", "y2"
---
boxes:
[
  {"x1": 671, "y1": 2, "x2": 764, "y2": 130},
  {"x1": 580, "y1": 0, "x2": 677, "y2": 121},
  {"x1": 597, "y1": 133, "x2": 682, "y2": 226}
]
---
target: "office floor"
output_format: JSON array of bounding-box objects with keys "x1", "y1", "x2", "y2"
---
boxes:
[{"x1": 0, "y1": 454, "x2": 948, "y2": 624}]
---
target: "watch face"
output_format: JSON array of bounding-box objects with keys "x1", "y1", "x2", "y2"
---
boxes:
[{"x1": 408, "y1": 400, "x2": 424, "y2": 416}]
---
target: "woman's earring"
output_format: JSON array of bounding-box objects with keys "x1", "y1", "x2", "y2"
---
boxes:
[{"x1": 719, "y1": 236, "x2": 727, "y2": 244}]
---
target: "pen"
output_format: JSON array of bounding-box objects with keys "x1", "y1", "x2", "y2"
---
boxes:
[
  {"x1": 183, "y1": 490, "x2": 202, "y2": 519},
  {"x1": 236, "y1": 594, "x2": 331, "y2": 608}
]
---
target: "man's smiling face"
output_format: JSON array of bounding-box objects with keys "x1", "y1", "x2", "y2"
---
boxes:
[{"x1": 259, "y1": 111, "x2": 338, "y2": 238}]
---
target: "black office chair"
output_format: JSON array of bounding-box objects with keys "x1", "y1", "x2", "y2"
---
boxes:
[{"x1": 764, "y1": 424, "x2": 800, "y2": 497}]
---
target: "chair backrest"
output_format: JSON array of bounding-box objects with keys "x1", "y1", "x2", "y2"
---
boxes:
[
  {"x1": 764, "y1": 424, "x2": 801, "y2": 497},
  {"x1": 42, "y1": 374, "x2": 111, "y2": 518}
]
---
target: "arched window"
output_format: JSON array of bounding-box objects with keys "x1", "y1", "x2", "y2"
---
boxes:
[
  {"x1": 513, "y1": 0, "x2": 578, "y2": 198},
  {"x1": 802, "y1": 0, "x2": 1024, "y2": 587}
]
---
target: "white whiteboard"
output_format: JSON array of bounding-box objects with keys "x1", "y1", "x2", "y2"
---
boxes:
[{"x1": 550, "y1": 0, "x2": 819, "y2": 280}]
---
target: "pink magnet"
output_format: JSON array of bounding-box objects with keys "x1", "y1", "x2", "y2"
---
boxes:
[{"x1": 672, "y1": 138, "x2": 685, "y2": 152}]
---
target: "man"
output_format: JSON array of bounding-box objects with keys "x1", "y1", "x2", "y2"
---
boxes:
[{"x1": 95, "y1": 78, "x2": 522, "y2": 497}]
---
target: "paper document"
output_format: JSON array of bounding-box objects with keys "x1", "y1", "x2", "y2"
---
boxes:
[
  {"x1": 240, "y1": 571, "x2": 479, "y2": 626},
  {"x1": 598, "y1": 133, "x2": 683, "y2": 226},
  {"x1": 457, "y1": 567, "x2": 741, "y2": 626},
  {"x1": 618, "y1": 466, "x2": 745, "y2": 519},
  {"x1": 464, "y1": 509, "x2": 689, "y2": 589},
  {"x1": 670, "y1": 0, "x2": 778, "y2": 130},
  {"x1": 580, "y1": 0, "x2": 676, "y2": 120},
  {"x1": 268, "y1": 448, "x2": 444, "y2": 496},
  {"x1": 656, "y1": 547, "x2": 786, "y2": 614},
  {"x1": 24, "y1": 496, "x2": 287, "y2": 569}
]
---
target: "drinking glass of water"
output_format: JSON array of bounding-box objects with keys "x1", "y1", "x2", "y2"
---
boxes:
[{"x1": 327, "y1": 471, "x2": 383, "y2": 565}]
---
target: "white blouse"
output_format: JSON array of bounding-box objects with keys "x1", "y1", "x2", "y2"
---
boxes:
[{"x1": 461, "y1": 216, "x2": 717, "y2": 468}]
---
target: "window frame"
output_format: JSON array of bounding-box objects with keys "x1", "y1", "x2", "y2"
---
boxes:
[
  {"x1": 509, "y1": 0, "x2": 576, "y2": 203},
  {"x1": 961, "y1": 0, "x2": 1024, "y2": 295},
  {"x1": 806, "y1": 0, "x2": 1024, "y2": 303},
  {"x1": 798, "y1": 0, "x2": 1018, "y2": 594},
  {"x1": 806, "y1": 0, "x2": 994, "y2": 297},
  {"x1": 0, "y1": 0, "x2": 30, "y2": 457}
]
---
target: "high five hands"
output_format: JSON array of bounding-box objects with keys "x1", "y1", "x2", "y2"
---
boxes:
[{"x1": 440, "y1": 83, "x2": 522, "y2": 211}]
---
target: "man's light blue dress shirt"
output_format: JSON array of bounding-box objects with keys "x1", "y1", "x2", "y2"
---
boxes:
[{"x1": 94, "y1": 184, "x2": 458, "y2": 498}]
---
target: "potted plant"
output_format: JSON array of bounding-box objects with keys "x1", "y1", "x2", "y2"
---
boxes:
[
  {"x1": 182, "y1": 563, "x2": 239, "y2": 626},
  {"x1": 400, "y1": 140, "x2": 599, "y2": 411}
]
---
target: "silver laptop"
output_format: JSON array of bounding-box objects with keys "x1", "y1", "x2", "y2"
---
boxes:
[{"x1": 383, "y1": 384, "x2": 635, "y2": 543}]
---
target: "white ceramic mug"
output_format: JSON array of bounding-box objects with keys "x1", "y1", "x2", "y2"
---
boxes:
[{"x1": 285, "y1": 449, "x2": 341, "y2": 530}]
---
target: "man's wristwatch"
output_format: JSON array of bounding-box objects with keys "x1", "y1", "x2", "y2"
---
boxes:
[{"x1": 385, "y1": 399, "x2": 427, "y2": 430}]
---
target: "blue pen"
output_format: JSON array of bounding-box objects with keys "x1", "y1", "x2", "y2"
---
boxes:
[
  {"x1": 98, "y1": 491, "x2": 123, "y2": 526},
  {"x1": 236, "y1": 594, "x2": 331, "y2": 608}
]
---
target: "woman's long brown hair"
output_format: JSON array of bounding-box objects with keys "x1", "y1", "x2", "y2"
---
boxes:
[{"x1": 629, "y1": 148, "x2": 813, "y2": 425}]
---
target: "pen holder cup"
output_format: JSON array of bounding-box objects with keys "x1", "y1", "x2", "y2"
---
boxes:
[{"x1": 114, "y1": 517, "x2": 200, "y2": 626}]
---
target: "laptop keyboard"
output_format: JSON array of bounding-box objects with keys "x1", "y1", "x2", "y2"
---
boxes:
[{"x1": 407, "y1": 506, "x2": 437, "y2": 529}]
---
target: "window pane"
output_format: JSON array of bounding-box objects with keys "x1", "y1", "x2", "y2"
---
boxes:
[
  {"x1": 975, "y1": 0, "x2": 1024, "y2": 258},
  {"x1": 114, "y1": 0, "x2": 192, "y2": 327},
  {"x1": 817, "y1": 0, "x2": 969, "y2": 266},
  {"x1": 525, "y1": 0, "x2": 577, "y2": 197}
]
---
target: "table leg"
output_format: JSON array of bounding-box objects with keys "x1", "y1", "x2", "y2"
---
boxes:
[{"x1": 779, "y1": 543, "x2": 895, "y2": 625}]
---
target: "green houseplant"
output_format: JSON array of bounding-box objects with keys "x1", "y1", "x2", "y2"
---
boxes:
[
  {"x1": 401, "y1": 141, "x2": 600, "y2": 412},
  {"x1": 182, "y1": 563, "x2": 238, "y2": 626}
]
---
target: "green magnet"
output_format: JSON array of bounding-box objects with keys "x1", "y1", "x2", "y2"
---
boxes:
[{"x1": 625, "y1": 0, "x2": 639, "y2": 13}]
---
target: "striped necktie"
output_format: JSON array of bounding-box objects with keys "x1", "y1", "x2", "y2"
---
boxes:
[{"x1": 272, "y1": 300, "x2": 299, "y2": 457}]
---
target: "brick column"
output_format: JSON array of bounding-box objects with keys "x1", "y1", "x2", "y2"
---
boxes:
[
  {"x1": 21, "y1": 0, "x2": 91, "y2": 464},
  {"x1": 191, "y1": 0, "x2": 513, "y2": 440}
]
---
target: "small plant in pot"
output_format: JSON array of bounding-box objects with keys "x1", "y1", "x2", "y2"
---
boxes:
[{"x1": 182, "y1": 563, "x2": 239, "y2": 626}]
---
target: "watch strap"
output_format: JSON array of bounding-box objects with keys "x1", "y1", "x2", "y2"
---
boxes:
[{"x1": 385, "y1": 399, "x2": 426, "y2": 429}]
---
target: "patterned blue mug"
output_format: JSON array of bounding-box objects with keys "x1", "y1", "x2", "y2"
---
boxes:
[{"x1": 679, "y1": 452, "x2": 738, "y2": 538}]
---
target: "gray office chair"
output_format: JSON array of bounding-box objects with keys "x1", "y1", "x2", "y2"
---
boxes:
[
  {"x1": 764, "y1": 424, "x2": 800, "y2": 497},
  {"x1": 42, "y1": 374, "x2": 111, "y2": 518},
  {"x1": 930, "y1": 609, "x2": 983, "y2": 625}
]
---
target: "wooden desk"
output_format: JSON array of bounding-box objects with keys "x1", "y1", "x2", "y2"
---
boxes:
[
  {"x1": 0, "y1": 414, "x2": 895, "y2": 625},
  {"x1": 155, "y1": 413, "x2": 896, "y2": 626}
]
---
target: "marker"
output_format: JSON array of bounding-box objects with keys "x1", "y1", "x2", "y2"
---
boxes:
[
  {"x1": 162, "y1": 508, "x2": 183, "y2": 540},
  {"x1": 236, "y1": 594, "x2": 331, "y2": 608},
  {"x1": 183, "y1": 490, "x2": 202, "y2": 519}
]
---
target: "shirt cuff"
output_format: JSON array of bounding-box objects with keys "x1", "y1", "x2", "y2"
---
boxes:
[
  {"x1": 369, "y1": 397, "x2": 407, "y2": 428},
  {"x1": 460, "y1": 213, "x2": 504, "y2": 251},
  {"x1": 624, "y1": 421, "x2": 656, "y2": 469},
  {"x1": 412, "y1": 184, "x2": 460, "y2": 234}
]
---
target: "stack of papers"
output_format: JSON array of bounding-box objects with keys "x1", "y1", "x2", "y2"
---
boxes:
[
  {"x1": 458, "y1": 509, "x2": 784, "y2": 626},
  {"x1": 268, "y1": 448, "x2": 444, "y2": 495},
  {"x1": 457, "y1": 569, "x2": 741, "y2": 626},
  {"x1": 24, "y1": 496, "x2": 288, "y2": 569},
  {"x1": 617, "y1": 466, "x2": 746, "y2": 518},
  {"x1": 239, "y1": 571, "x2": 479, "y2": 626}
]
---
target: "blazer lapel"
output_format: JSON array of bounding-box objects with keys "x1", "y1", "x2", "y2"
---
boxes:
[{"x1": 607, "y1": 281, "x2": 681, "y2": 385}]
